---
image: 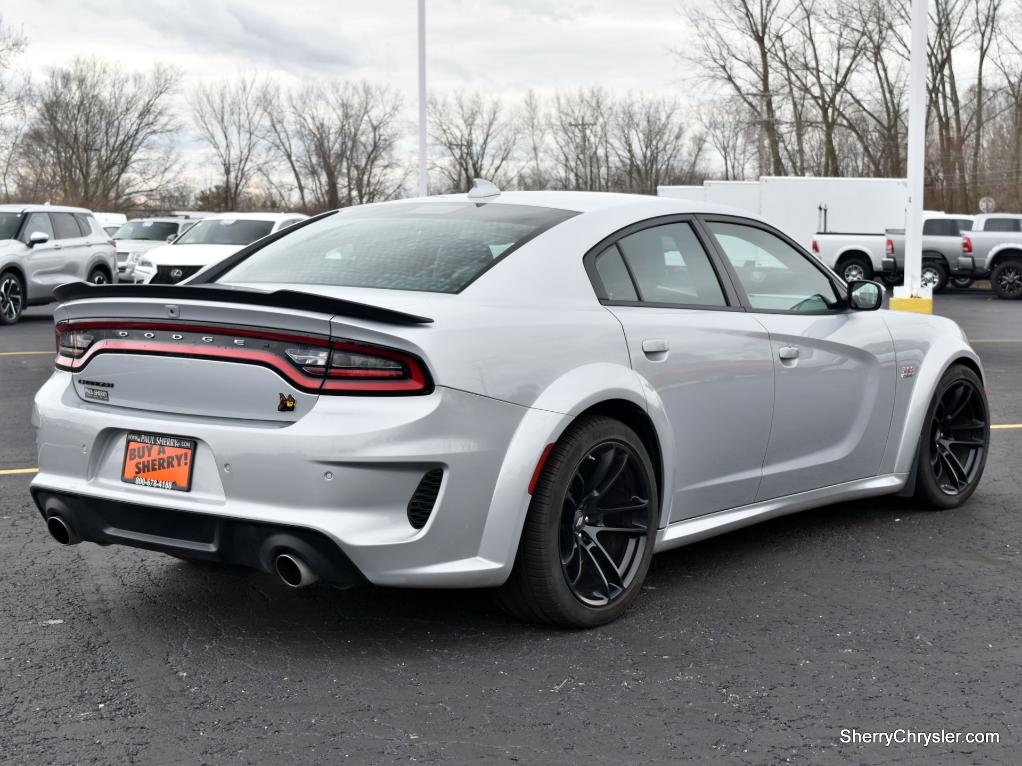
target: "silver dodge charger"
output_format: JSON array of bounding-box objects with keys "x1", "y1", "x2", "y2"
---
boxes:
[{"x1": 31, "y1": 189, "x2": 990, "y2": 627}]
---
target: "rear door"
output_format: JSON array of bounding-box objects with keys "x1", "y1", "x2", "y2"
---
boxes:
[
  {"x1": 20, "y1": 212, "x2": 62, "y2": 302},
  {"x1": 702, "y1": 217, "x2": 896, "y2": 500},
  {"x1": 49, "y1": 212, "x2": 89, "y2": 281},
  {"x1": 591, "y1": 217, "x2": 776, "y2": 521}
]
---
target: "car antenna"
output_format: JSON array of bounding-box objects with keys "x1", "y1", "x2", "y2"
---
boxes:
[{"x1": 467, "y1": 178, "x2": 501, "y2": 204}]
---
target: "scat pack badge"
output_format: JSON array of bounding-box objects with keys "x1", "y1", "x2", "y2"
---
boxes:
[{"x1": 278, "y1": 393, "x2": 296, "y2": 412}]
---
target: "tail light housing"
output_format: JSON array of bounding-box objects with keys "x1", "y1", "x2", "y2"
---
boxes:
[
  {"x1": 963, "y1": 235, "x2": 973, "y2": 254},
  {"x1": 811, "y1": 239, "x2": 819, "y2": 253},
  {"x1": 55, "y1": 321, "x2": 431, "y2": 395},
  {"x1": 885, "y1": 238, "x2": 895, "y2": 256}
]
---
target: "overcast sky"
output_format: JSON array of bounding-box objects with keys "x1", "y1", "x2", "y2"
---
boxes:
[{"x1": 13, "y1": 1, "x2": 694, "y2": 98}]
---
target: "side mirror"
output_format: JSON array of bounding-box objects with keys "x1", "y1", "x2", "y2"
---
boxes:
[
  {"x1": 28, "y1": 231, "x2": 49, "y2": 247},
  {"x1": 848, "y1": 280, "x2": 884, "y2": 311},
  {"x1": 166, "y1": 234, "x2": 176, "y2": 243}
]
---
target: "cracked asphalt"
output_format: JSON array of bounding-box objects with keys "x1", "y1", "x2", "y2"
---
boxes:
[{"x1": 2, "y1": 291, "x2": 1021, "y2": 765}]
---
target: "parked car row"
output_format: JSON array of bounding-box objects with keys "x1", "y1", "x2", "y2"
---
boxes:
[
  {"x1": 813, "y1": 211, "x2": 1022, "y2": 298},
  {"x1": 0, "y1": 205, "x2": 308, "y2": 324}
]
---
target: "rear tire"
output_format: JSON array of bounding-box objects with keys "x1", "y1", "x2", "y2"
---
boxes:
[
  {"x1": 911, "y1": 365, "x2": 989, "y2": 510},
  {"x1": 495, "y1": 415, "x2": 658, "y2": 628},
  {"x1": 0, "y1": 270, "x2": 24, "y2": 325},
  {"x1": 991, "y1": 260, "x2": 1022, "y2": 299},
  {"x1": 951, "y1": 276, "x2": 974, "y2": 290},
  {"x1": 838, "y1": 255, "x2": 873, "y2": 283},
  {"x1": 921, "y1": 262, "x2": 949, "y2": 293},
  {"x1": 87, "y1": 267, "x2": 110, "y2": 285}
]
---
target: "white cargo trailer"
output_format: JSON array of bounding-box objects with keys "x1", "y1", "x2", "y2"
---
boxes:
[{"x1": 658, "y1": 177, "x2": 910, "y2": 252}]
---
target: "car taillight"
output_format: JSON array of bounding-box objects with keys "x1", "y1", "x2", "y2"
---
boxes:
[
  {"x1": 885, "y1": 238, "x2": 894, "y2": 256},
  {"x1": 963, "y1": 235, "x2": 973, "y2": 254},
  {"x1": 54, "y1": 321, "x2": 430, "y2": 395},
  {"x1": 811, "y1": 239, "x2": 819, "y2": 253}
]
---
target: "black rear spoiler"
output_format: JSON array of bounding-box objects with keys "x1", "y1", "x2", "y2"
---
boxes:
[{"x1": 51, "y1": 282, "x2": 434, "y2": 326}]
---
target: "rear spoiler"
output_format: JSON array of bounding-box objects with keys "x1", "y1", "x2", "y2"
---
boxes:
[{"x1": 51, "y1": 282, "x2": 434, "y2": 326}]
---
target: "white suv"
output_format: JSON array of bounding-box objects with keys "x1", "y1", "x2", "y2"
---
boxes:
[
  {"x1": 110, "y1": 216, "x2": 201, "y2": 282},
  {"x1": 0, "y1": 204, "x2": 116, "y2": 325}
]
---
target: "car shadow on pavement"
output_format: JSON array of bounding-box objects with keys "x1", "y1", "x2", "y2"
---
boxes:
[{"x1": 96, "y1": 495, "x2": 910, "y2": 650}]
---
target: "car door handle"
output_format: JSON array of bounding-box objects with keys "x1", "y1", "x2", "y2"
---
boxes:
[
  {"x1": 778, "y1": 345, "x2": 800, "y2": 360},
  {"x1": 642, "y1": 338, "x2": 669, "y2": 354}
]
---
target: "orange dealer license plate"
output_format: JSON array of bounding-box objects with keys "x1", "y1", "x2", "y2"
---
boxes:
[{"x1": 121, "y1": 432, "x2": 197, "y2": 492}]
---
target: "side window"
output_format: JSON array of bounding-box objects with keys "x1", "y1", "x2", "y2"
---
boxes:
[
  {"x1": 706, "y1": 221, "x2": 842, "y2": 313},
  {"x1": 593, "y1": 245, "x2": 638, "y2": 301},
  {"x1": 21, "y1": 212, "x2": 54, "y2": 243},
  {"x1": 51, "y1": 213, "x2": 83, "y2": 240},
  {"x1": 74, "y1": 214, "x2": 95, "y2": 236},
  {"x1": 615, "y1": 222, "x2": 727, "y2": 307},
  {"x1": 984, "y1": 218, "x2": 1019, "y2": 233}
]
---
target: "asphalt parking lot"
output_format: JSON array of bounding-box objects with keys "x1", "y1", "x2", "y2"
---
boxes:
[{"x1": 2, "y1": 293, "x2": 1021, "y2": 765}]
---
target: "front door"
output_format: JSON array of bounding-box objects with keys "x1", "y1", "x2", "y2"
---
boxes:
[
  {"x1": 591, "y1": 219, "x2": 775, "y2": 521},
  {"x1": 702, "y1": 218, "x2": 897, "y2": 500}
]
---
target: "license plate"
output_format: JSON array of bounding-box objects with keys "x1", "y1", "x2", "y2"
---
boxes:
[{"x1": 121, "y1": 432, "x2": 197, "y2": 492}]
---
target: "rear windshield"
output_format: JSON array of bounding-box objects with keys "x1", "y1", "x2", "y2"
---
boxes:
[
  {"x1": 176, "y1": 218, "x2": 275, "y2": 246},
  {"x1": 0, "y1": 212, "x2": 21, "y2": 240},
  {"x1": 216, "y1": 202, "x2": 577, "y2": 293},
  {"x1": 113, "y1": 220, "x2": 181, "y2": 241}
]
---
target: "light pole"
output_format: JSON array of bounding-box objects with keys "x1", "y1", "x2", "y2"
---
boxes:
[
  {"x1": 892, "y1": 0, "x2": 930, "y2": 313},
  {"x1": 417, "y1": 0, "x2": 428, "y2": 197}
]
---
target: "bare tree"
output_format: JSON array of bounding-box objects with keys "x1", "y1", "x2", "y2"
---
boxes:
[
  {"x1": 0, "y1": 16, "x2": 28, "y2": 199},
  {"x1": 549, "y1": 88, "x2": 615, "y2": 190},
  {"x1": 191, "y1": 74, "x2": 266, "y2": 210},
  {"x1": 681, "y1": 0, "x2": 789, "y2": 175},
  {"x1": 428, "y1": 91, "x2": 519, "y2": 192},
  {"x1": 16, "y1": 57, "x2": 179, "y2": 209},
  {"x1": 611, "y1": 97, "x2": 702, "y2": 193},
  {"x1": 519, "y1": 90, "x2": 551, "y2": 190},
  {"x1": 704, "y1": 97, "x2": 755, "y2": 180}
]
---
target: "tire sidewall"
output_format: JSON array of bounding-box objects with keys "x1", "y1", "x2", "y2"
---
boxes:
[
  {"x1": 915, "y1": 365, "x2": 989, "y2": 510},
  {"x1": 922, "y1": 262, "x2": 949, "y2": 293},
  {"x1": 528, "y1": 417, "x2": 659, "y2": 627},
  {"x1": 991, "y1": 261, "x2": 1022, "y2": 299}
]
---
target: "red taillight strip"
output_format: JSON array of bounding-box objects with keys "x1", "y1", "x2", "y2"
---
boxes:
[{"x1": 55, "y1": 321, "x2": 432, "y2": 395}]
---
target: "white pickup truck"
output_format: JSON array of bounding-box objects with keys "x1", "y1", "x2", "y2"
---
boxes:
[
  {"x1": 960, "y1": 213, "x2": 1022, "y2": 299},
  {"x1": 812, "y1": 212, "x2": 974, "y2": 289}
]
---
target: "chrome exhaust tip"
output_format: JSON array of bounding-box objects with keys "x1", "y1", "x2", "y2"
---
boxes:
[
  {"x1": 46, "y1": 515, "x2": 79, "y2": 545},
  {"x1": 274, "y1": 552, "x2": 319, "y2": 588}
]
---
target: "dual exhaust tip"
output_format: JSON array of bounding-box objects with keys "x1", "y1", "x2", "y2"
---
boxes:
[{"x1": 46, "y1": 513, "x2": 319, "y2": 589}]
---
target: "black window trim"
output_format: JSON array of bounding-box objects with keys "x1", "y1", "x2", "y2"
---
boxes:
[
  {"x1": 582, "y1": 213, "x2": 745, "y2": 313},
  {"x1": 697, "y1": 214, "x2": 852, "y2": 316}
]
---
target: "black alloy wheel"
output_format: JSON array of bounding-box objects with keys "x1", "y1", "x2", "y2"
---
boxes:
[
  {"x1": 0, "y1": 271, "x2": 24, "y2": 325},
  {"x1": 991, "y1": 261, "x2": 1022, "y2": 299},
  {"x1": 559, "y1": 441, "x2": 652, "y2": 608},
  {"x1": 914, "y1": 365, "x2": 989, "y2": 509},
  {"x1": 496, "y1": 415, "x2": 658, "y2": 627}
]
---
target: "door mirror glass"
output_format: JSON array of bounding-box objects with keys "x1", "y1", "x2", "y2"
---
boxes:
[
  {"x1": 28, "y1": 230, "x2": 50, "y2": 247},
  {"x1": 848, "y1": 280, "x2": 883, "y2": 311}
]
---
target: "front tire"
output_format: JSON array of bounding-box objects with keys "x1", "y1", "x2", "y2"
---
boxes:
[
  {"x1": 991, "y1": 260, "x2": 1022, "y2": 299},
  {"x1": 0, "y1": 270, "x2": 24, "y2": 325},
  {"x1": 496, "y1": 416, "x2": 658, "y2": 628},
  {"x1": 911, "y1": 365, "x2": 989, "y2": 510}
]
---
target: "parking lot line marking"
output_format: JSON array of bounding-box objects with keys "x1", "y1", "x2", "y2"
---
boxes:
[
  {"x1": 0, "y1": 467, "x2": 38, "y2": 476},
  {"x1": 992, "y1": 424, "x2": 1022, "y2": 430},
  {"x1": 0, "y1": 351, "x2": 52, "y2": 356}
]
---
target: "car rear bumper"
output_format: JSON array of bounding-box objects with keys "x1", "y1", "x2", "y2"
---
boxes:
[
  {"x1": 32, "y1": 371, "x2": 567, "y2": 587},
  {"x1": 32, "y1": 488, "x2": 367, "y2": 587}
]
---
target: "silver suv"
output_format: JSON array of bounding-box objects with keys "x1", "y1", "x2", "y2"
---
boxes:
[{"x1": 0, "y1": 204, "x2": 116, "y2": 325}]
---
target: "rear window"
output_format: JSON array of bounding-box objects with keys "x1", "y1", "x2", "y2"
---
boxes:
[
  {"x1": 176, "y1": 218, "x2": 275, "y2": 246},
  {"x1": 216, "y1": 202, "x2": 577, "y2": 293},
  {"x1": 983, "y1": 218, "x2": 1020, "y2": 233},
  {"x1": 113, "y1": 220, "x2": 181, "y2": 241}
]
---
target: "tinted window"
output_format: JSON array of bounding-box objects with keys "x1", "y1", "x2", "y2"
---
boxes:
[
  {"x1": 615, "y1": 222, "x2": 727, "y2": 307},
  {"x1": 983, "y1": 218, "x2": 1020, "y2": 233},
  {"x1": 74, "y1": 214, "x2": 95, "y2": 236},
  {"x1": 954, "y1": 218, "x2": 973, "y2": 232},
  {"x1": 176, "y1": 219, "x2": 276, "y2": 246},
  {"x1": 51, "y1": 213, "x2": 83, "y2": 240},
  {"x1": 0, "y1": 212, "x2": 22, "y2": 240},
  {"x1": 21, "y1": 212, "x2": 54, "y2": 243},
  {"x1": 593, "y1": 245, "x2": 638, "y2": 301},
  {"x1": 922, "y1": 218, "x2": 961, "y2": 237},
  {"x1": 217, "y1": 203, "x2": 576, "y2": 293},
  {"x1": 707, "y1": 221, "x2": 842, "y2": 312},
  {"x1": 113, "y1": 221, "x2": 182, "y2": 241}
]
